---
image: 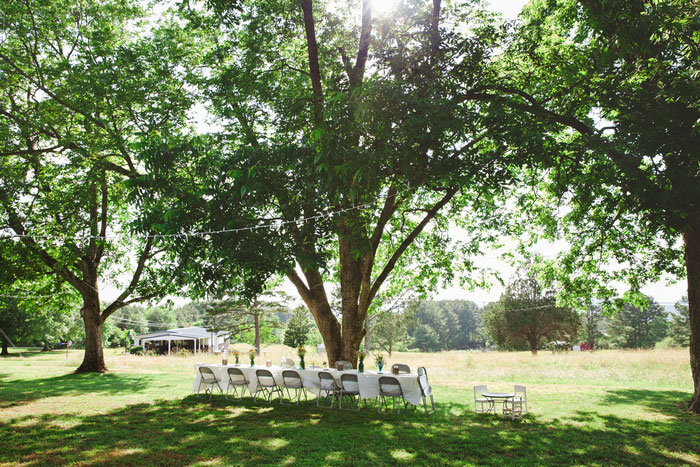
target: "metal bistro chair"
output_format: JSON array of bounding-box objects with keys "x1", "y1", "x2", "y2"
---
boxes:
[
  {"x1": 197, "y1": 366, "x2": 223, "y2": 400},
  {"x1": 253, "y1": 369, "x2": 283, "y2": 403},
  {"x1": 317, "y1": 371, "x2": 341, "y2": 408},
  {"x1": 503, "y1": 384, "x2": 528, "y2": 420},
  {"x1": 473, "y1": 384, "x2": 489, "y2": 413},
  {"x1": 334, "y1": 360, "x2": 353, "y2": 371},
  {"x1": 339, "y1": 373, "x2": 361, "y2": 410},
  {"x1": 377, "y1": 376, "x2": 407, "y2": 414},
  {"x1": 226, "y1": 367, "x2": 249, "y2": 400},
  {"x1": 281, "y1": 370, "x2": 307, "y2": 405},
  {"x1": 417, "y1": 367, "x2": 435, "y2": 414},
  {"x1": 392, "y1": 363, "x2": 411, "y2": 374}
]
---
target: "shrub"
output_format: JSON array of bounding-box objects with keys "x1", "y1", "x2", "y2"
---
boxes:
[{"x1": 129, "y1": 346, "x2": 143, "y2": 355}]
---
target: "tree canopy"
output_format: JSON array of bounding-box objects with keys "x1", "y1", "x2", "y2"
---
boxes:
[
  {"x1": 483, "y1": 263, "x2": 581, "y2": 354},
  {"x1": 478, "y1": 0, "x2": 700, "y2": 412},
  {"x1": 0, "y1": 0, "x2": 195, "y2": 371},
  {"x1": 134, "y1": 0, "x2": 518, "y2": 365}
]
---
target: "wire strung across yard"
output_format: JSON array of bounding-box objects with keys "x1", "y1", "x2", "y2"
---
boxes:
[{"x1": 0, "y1": 198, "x2": 389, "y2": 242}]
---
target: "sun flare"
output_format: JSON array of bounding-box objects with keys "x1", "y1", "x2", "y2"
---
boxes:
[{"x1": 371, "y1": 0, "x2": 402, "y2": 16}]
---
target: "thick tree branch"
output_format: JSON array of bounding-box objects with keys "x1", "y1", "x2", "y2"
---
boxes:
[
  {"x1": 365, "y1": 186, "x2": 459, "y2": 307},
  {"x1": 286, "y1": 269, "x2": 313, "y2": 306},
  {"x1": 299, "y1": 0, "x2": 324, "y2": 127},
  {"x1": 0, "y1": 194, "x2": 89, "y2": 295},
  {"x1": 351, "y1": 0, "x2": 372, "y2": 87}
]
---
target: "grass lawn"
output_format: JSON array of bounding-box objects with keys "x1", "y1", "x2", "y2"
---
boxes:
[{"x1": 0, "y1": 346, "x2": 698, "y2": 466}]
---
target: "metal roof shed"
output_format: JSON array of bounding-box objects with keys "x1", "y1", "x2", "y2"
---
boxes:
[{"x1": 133, "y1": 327, "x2": 228, "y2": 355}]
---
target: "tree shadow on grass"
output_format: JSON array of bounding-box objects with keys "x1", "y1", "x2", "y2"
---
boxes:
[
  {"x1": 601, "y1": 388, "x2": 694, "y2": 415},
  {"x1": 1, "y1": 390, "x2": 699, "y2": 467},
  {"x1": 0, "y1": 372, "x2": 162, "y2": 409}
]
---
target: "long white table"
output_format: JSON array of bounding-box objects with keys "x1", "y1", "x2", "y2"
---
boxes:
[{"x1": 192, "y1": 364, "x2": 424, "y2": 406}]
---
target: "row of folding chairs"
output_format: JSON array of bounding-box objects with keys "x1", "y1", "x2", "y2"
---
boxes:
[{"x1": 197, "y1": 366, "x2": 435, "y2": 414}]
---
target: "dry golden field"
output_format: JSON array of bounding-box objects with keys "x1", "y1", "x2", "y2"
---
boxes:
[{"x1": 39, "y1": 344, "x2": 692, "y2": 391}]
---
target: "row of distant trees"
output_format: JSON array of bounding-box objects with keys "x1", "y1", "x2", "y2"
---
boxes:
[
  {"x1": 1, "y1": 266, "x2": 689, "y2": 355},
  {"x1": 1, "y1": 288, "x2": 689, "y2": 357}
]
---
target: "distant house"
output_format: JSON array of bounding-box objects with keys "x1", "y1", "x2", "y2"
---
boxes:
[{"x1": 133, "y1": 327, "x2": 229, "y2": 356}]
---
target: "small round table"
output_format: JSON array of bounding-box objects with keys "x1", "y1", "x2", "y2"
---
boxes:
[{"x1": 482, "y1": 392, "x2": 515, "y2": 416}]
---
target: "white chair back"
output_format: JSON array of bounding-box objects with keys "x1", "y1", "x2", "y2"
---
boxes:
[
  {"x1": 474, "y1": 385, "x2": 487, "y2": 398},
  {"x1": 341, "y1": 374, "x2": 359, "y2": 392},
  {"x1": 379, "y1": 376, "x2": 402, "y2": 396},
  {"x1": 319, "y1": 371, "x2": 338, "y2": 391},
  {"x1": 281, "y1": 358, "x2": 295, "y2": 368},
  {"x1": 199, "y1": 366, "x2": 217, "y2": 381},
  {"x1": 514, "y1": 384, "x2": 527, "y2": 412},
  {"x1": 282, "y1": 370, "x2": 303, "y2": 388},
  {"x1": 256, "y1": 369, "x2": 276, "y2": 387},
  {"x1": 417, "y1": 367, "x2": 432, "y2": 397},
  {"x1": 335, "y1": 360, "x2": 353, "y2": 370},
  {"x1": 227, "y1": 367, "x2": 246, "y2": 384}
]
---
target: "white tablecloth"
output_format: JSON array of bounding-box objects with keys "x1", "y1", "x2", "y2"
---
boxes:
[{"x1": 192, "y1": 364, "x2": 424, "y2": 406}]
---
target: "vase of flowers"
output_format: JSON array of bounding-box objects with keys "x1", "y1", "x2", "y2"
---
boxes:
[
  {"x1": 375, "y1": 353, "x2": 385, "y2": 373},
  {"x1": 249, "y1": 348, "x2": 256, "y2": 367},
  {"x1": 233, "y1": 350, "x2": 240, "y2": 365},
  {"x1": 297, "y1": 346, "x2": 306, "y2": 370},
  {"x1": 358, "y1": 349, "x2": 366, "y2": 373},
  {"x1": 222, "y1": 351, "x2": 228, "y2": 366}
]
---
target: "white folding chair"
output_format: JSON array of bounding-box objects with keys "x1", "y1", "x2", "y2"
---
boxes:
[
  {"x1": 417, "y1": 367, "x2": 435, "y2": 414},
  {"x1": 392, "y1": 363, "x2": 411, "y2": 374},
  {"x1": 226, "y1": 367, "x2": 249, "y2": 399},
  {"x1": 197, "y1": 366, "x2": 223, "y2": 400},
  {"x1": 377, "y1": 376, "x2": 407, "y2": 414},
  {"x1": 317, "y1": 371, "x2": 340, "y2": 408},
  {"x1": 253, "y1": 369, "x2": 282, "y2": 403},
  {"x1": 474, "y1": 384, "x2": 489, "y2": 413},
  {"x1": 504, "y1": 385, "x2": 528, "y2": 419},
  {"x1": 339, "y1": 373, "x2": 361, "y2": 410},
  {"x1": 281, "y1": 370, "x2": 307, "y2": 405}
]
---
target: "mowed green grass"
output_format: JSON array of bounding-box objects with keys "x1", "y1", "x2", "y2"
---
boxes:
[{"x1": 0, "y1": 347, "x2": 698, "y2": 466}]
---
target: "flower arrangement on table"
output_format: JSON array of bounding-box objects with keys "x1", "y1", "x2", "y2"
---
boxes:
[
  {"x1": 374, "y1": 353, "x2": 385, "y2": 373},
  {"x1": 232, "y1": 350, "x2": 240, "y2": 364},
  {"x1": 358, "y1": 349, "x2": 366, "y2": 372},
  {"x1": 248, "y1": 348, "x2": 256, "y2": 366},
  {"x1": 297, "y1": 346, "x2": 306, "y2": 369}
]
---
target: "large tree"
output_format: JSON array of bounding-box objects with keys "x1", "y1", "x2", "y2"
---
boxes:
[
  {"x1": 605, "y1": 295, "x2": 669, "y2": 349},
  {"x1": 204, "y1": 290, "x2": 288, "y2": 355},
  {"x1": 138, "y1": 0, "x2": 514, "y2": 365},
  {"x1": 483, "y1": 263, "x2": 581, "y2": 354},
  {"x1": 474, "y1": 0, "x2": 700, "y2": 411},
  {"x1": 0, "y1": 0, "x2": 194, "y2": 371}
]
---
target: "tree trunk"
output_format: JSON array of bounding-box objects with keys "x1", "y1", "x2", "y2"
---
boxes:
[
  {"x1": 684, "y1": 223, "x2": 700, "y2": 413},
  {"x1": 1, "y1": 340, "x2": 8, "y2": 355},
  {"x1": 527, "y1": 334, "x2": 538, "y2": 355},
  {"x1": 254, "y1": 314, "x2": 261, "y2": 356},
  {"x1": 364, "y1": 314, "x2": 371, "y2": 354},
  {"x1": 76, "y1": 294, "x2": 107, "y2": 373},
  {"x1": 309, "y1": 301, "x2": 342, "y2": 366}
]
